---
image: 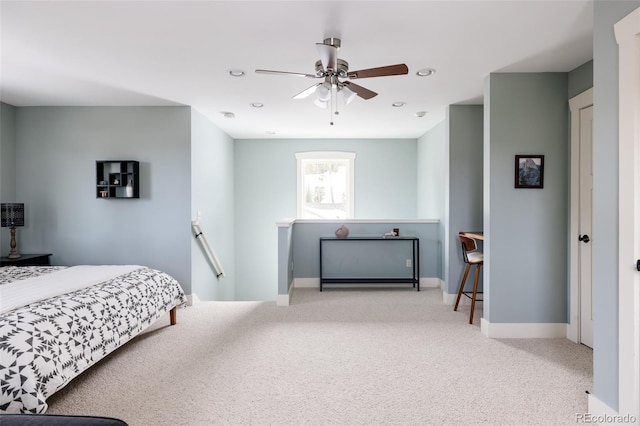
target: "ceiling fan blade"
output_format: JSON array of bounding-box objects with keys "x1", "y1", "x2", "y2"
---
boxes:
[
  {"x1": 293, "y1": 84, "x2": 321, "y2": 99},
  {"x1": 347, "y1": 64, "x2": 409, "y2": 79},
  {"x1": 255, "y1": 69, "x2": 318, "y2": 78},
  {"x1": 316, "y1": 43, "x2": 338, "y2": 71},
  {"x1": 343, "y1": 81, "x2": 377, "y2": 100}
]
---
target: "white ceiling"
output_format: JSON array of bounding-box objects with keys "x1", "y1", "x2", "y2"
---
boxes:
[{"x1": 0, "y1": 1, "x2": 594, "y2": 140}]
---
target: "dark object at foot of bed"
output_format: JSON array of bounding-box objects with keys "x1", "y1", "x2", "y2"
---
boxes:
[{"x1": 0, "y1": 414, "x2": 128, "y2": 425}]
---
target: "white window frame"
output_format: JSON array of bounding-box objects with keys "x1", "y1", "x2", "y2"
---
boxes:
[{"x1": 295, "y1": 151, "x2": 356, "y2": 219}]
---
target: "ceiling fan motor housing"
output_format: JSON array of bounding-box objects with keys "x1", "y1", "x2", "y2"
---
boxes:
[
  {"x1": 323, "y1": 37, "x2": 341, "y2": 48},
  {"x1": 315, "y1": 58, "x2": 349, "y2": 78}
]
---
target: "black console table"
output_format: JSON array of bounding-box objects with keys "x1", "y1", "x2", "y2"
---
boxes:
[{"x1": 319, "y1": 237, "x2": 420, "y2": 291}]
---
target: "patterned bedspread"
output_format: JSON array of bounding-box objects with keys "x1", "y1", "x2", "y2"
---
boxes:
[
  {"x1": 0, "y1": 266, "x2": 67, "y2": 286},
  {"x1": 0, "y1": 266, "x2": 187, "y2": 414}
]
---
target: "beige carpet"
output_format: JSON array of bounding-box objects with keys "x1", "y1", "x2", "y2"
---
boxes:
[{"x1": 45, "y1": 287, "x2": 592, "y2": 426}]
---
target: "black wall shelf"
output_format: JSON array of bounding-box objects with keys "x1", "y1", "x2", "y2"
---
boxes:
[{"x1": 96, "y1": 161, "x2": 140, "y2": 199}]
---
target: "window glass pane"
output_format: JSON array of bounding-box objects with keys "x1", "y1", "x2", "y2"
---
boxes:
[
  {"x1": 301, "y1": 159, "x2": 349, "y2": 219},
  {"x1": 296, "y1": 151, "x2": 355, "y2": 219}
]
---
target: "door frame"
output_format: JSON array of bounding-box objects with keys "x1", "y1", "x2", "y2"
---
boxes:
[
  {"x1": 568, "y1": 87, "x2": 593, "y2": 344},
  {"x1": 616, "y1": 7, "x2": 640, "y2": 420}
]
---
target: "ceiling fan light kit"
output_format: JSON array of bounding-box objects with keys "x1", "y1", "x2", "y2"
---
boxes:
[{"x1": 255, "y1": 37, "x2": 409, "y2": 125}]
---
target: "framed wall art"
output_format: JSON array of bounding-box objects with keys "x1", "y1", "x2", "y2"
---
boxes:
[{"x1": 515, "y1": 155, "x2": 544, "y2": 188}]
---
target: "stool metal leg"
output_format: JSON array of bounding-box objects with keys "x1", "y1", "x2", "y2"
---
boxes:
[
  {"x1": 469, "y1": 264, "x2": 482, "y2": 324},
  {"x1": 454, "y1": 263, "x2": 471, "y2": 311}
]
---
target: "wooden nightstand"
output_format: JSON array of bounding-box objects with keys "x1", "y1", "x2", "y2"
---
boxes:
[{"x1": 0, "y1": 253, "x2": 52, "y2": 266}]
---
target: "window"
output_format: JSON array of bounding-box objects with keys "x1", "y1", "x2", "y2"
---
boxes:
[{"x1": 296, "y1": 151, "x2": 355, "y2": 219}]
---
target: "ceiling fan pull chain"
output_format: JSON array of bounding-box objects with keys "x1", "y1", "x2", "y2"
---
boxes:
[
  {"x1": 329, "y1": 95, "x2": 334, "y2": 126},
  {"x1": 330, "y1": 84, "x2": 336, "y2": 125}
]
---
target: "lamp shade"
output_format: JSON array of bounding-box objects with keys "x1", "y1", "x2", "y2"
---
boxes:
[
  {"x1": 315, "y1": 82, "x2": 331, "y2": 102},
  {"x1": 340, "y1": 86, "x2": 357, "y2": 105},
  {"x1": 1, "y1": 203, "x2": 25, "y2": 227},
  {"x1": 313, "y1": 98, "x2": 329, "y2": 109}
]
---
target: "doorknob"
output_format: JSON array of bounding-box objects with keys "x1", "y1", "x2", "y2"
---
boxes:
[
  {"x1": 579, "y1": 234, "x2": 590, "y2": 243},
  {"x1": 637, "y1": 259, "x2": 640, "y2": 272}
]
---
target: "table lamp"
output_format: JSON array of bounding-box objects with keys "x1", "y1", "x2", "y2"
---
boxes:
[{"x1": 1, "y1": 203, "x2": 25, "y2": 259}]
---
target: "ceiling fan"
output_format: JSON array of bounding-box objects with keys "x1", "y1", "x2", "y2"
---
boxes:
[{"x1": 255, "y1": 37, "x2": 408, "y2": 113}]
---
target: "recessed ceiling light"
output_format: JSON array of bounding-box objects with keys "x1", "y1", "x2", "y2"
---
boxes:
[
  {"x1": 229, "y1": 69, "x2": 245, "y2": 77},
  {"x1": 251, "y1": 102, "x2": 264, "y2": 108},
  {"x1": 416, "y1": 68, "x2": 436, "y2": 77},
  {"x1": 415, "y1": 111, "x2": 427, "y2": 117},
  {"x1": 222, "y1": 112, "x2": 235, "y2": 118},
  {"x1": 392, "y1": 102, "x2": 406, "y2": 108}
]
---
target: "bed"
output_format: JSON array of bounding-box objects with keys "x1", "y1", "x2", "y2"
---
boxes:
[{"x1": 0, "y1": 265, "x2": 187, "y2": 414}]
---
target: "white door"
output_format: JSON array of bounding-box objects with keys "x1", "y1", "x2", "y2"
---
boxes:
[
  {"x1": 568, "y1": 88, "x2": 593, "y2": 346},
  {"x1": 579, "y1": 105, "x2": 594, "y2": 348}
]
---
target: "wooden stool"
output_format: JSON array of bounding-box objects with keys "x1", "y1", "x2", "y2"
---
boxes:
[{"x1": 454, "y1": 233, "x2": 484, "y2": 324}]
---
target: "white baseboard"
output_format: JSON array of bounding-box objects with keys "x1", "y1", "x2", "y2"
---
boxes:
[
  {"x1": 276, "y1": 280, "x2": 294, "y2": 306},
  {"x1": 481, "y1": 318, "x2": 567, "y2": 338},
  {"x1": 276, "y1": 294, "x2": 289, "y2": 306},
  {"x1": 186, "y1": 293, "x2": 200, "y2": 306},
  {"x1": 443, "y1": 291, "x2": 456, "y2": 306},
  {"x1": 420, "y1": 278, "x2": 440, "y2": 288},
  {"x1": 294, "y1": 278, "x2": 319, "y2": 288},
  {"x1": 584, "y1": 394, "x2": 630, "y2": 424}
]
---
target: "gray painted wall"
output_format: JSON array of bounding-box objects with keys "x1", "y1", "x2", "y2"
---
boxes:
[
  {"x1": 234, "y1": 138, "x2": 419, "y2": 301},
  {"x1": 417, "y1": 121, "x2": 446, "y2": 220},
  {"x1": 568, "y1": 60, "x2": 594, "y2": 99},
  {"x1": 592, "y1": 0, "x2": 639, "y2": 411},
  {"x1": 417, "y1": 120, "x2": 446, "y2": 281},
  {"x1": 415, "y1": 106, "x2": 484, "y2": 293},
  {"x1": 484, "y1": 73, "x2": 569, "y2": 324},
  {"x1": 191, "y1": 109, "x2": 236, "y2": 300},
  {"x1": 277, "y1": 222, "x2": 294, "y2": 296},
  {"x1": 13, "y1": 106, "x2": 193, "y2": 294},
  {"x1": 445, "y1": 105, "x2": 484, "y2": 296},
  {"x1": 0, "y1": 103, "x2": 17, "y2": 253}
]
